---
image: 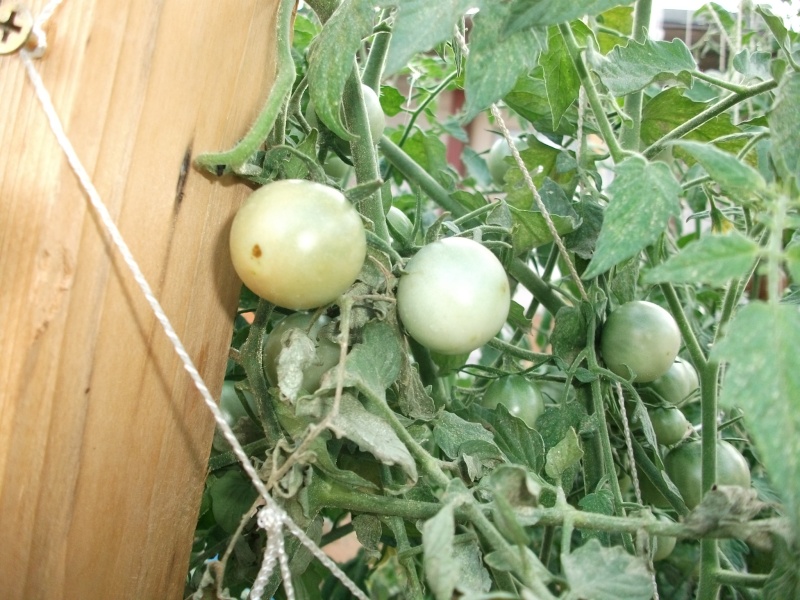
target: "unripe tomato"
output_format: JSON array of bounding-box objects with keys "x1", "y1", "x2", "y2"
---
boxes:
[
  {"x1": 648, "y1": 406, "x2": 692, "y2": 447},
  {"x1": 648, "y1": 358, "x2": 699, "y2": 406},
  {"x1": 229, "y1": 180, "x2": 366, "y2": 310},
  {"x1": 486, "y1": 136, "x2": 528, "y2": 185},
  {"x1": 264, "y1": 312, "x2": 340, "y2": 394},
  {"x1": 600, "y1": 301, "x2": 681, "y2": 383},
  {"x1": 652, "y1": 515, "x2": 677, "y2": 561},
  {"x1": 323, "y1": 154, "x2": 350, "y2": 180},
  {"x1": 664, "y1": 439, "x2": 751, "y2": 509},
  {"x1": 481, "y1": 374, "x2": 545, "y2": 429},
  {"x1": 219, "y1": 380, "x2": 256, "y2": 424},
  {"x1": 396, "y1": 237, "x2": 511, "y2": 355}
]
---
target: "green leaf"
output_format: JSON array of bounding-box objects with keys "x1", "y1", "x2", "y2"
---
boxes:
[
  {"x1": 711, "y1": 302, "x2": 800, "y2": 531},
  {"x1": 551, "y1": 305, "x2": 588, "y2": 365},
  {"x1": 352, "y1": 514, "x2": 382, "y2": 560},
  {"x1": 562, "y1": 539, "x2": 652, "y2": 600},
  {"x1": 545, "y1": 427, "x2": 584, "y2": 481},
  {"x1": 590, "y1": 38, "x2": 696, "y2": 96},
  {"x1": 673, "y1": 140, "x2": 766, "y2": 197},
  {"x1": 328, "y1": 393, "x2": 418, "y2": 482},
  {"x1": 504, "y1": 72, "x2": 580, "y2": 135},
  {"x1": 464, "y1": 4, "x2": 547, "y2": 119},
  {"x1": 483, "y1": 464, "x2": 544, "y2": 509},
  {"x1": 732, "y1": 49, "x2": 772, "y2": 81},
  {"x1": 564, "y1": 198, "x2": 604, "y2": 260},
  {"x1": 769, "y1": 71, "x2": 800, "y2": 184},
  {"x1": 506, "y1": 178, "x2": 581, "y2": 254},
  {"x1": 583, "y1": 156, "x2": 681, "y2": 279},
  {"x1": 328, "y1": 320, "x2": 402, "y2": 402},
  {"x1": 384, "y1": 0, "x2": 481, "y2": 76},
  {"x1": 756, "y1": 5, "x2": 796, "y2": 57},
  {"x1": 422, "y1": 504, "x2": 459, "y2": 600},
  {"x1": 579, "y1": 490, "x2": 615, "y2": 544},
  {"x1": 491, "y1": 404, "x2": 546, "y2": 473},
  {"x1": 397, "y1": 129, "x2": 455, "y2": 191},
  {"x1": 540, "y1": 25, "x2": 580, "y2": 129},
  {"x1": 434, "y1": 412, "x2": 497, "y2": 460},
  {"x1": 641, "y1": 87, "x2": 744, "y2": 157},
  {"x1": 307, "y1": 436, "x2": 380, "y2": 491},
  {"x1": 595, "y1": 6, "x2": 633, "y2": 54},
  {"x1": 307, "y1": 0, "x2": 377, "y2": 140},
  {"x1": 644, "y1": 231, "x2": 760, "y2": 287},
  {"x1": 208, "y1": 470, "x2": 259, "y2": 533},
  {"x1": 503, "y1": 0, "x2": 635, "y2": 34},
  {"x1": 453, "y1": 542, "x2": 492, "y2": 595},
  {"x1": 786, "y1": 242, "x2": 800, "y2": 284},
  {"x1": 379, "y1": 84, "x2": 405, "y2": 117}
]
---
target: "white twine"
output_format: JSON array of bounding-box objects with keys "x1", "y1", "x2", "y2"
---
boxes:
[{"x1": 19, "y1": 4, "x2": 368, "y2": 600}]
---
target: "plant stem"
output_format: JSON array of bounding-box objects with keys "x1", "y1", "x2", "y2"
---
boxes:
[
  {"x1": 643, "y1": 79, "x2": 778, "y2": 159},
  {"x1": 716, "y1": 570, "x2": 769, "y2": 589},
  {"x1": 698, "y1": 354, "x2": 721, "y2": 600},
  {"x1": 343, "y1": 67, "x2": 391, "y2": 245},
  {"x1": 361, "y1": 10, "x2": 393, "y2": 91},
  {"x1": 195, "y1": 0, "x2": 296, "y2": 174},
  {"x1": 620, "y1": 0, "x2": 653, "y2": 150},
  {"x1": 660, "y1": 282, "x2": 707, "y2": 369},
  {"x1": 487, "y1": 337, "x2": 551, "y2": 363},
  {"x1": 692, "y1": 70, "x2": 751, "y2": 94},
  {"x1": 379, "y1": 136, "x2": 467, "y2": 216},
  {"x1": 381, "y1": 466, "x2": 425, "y2": 599},
  {"x1": 241, "y1": 301, "x2": 282, "y2": 443},
  {"x1": 397, "y1": 71, "x2": 459, "y2": 149},
  {"x1": 508, "y1": 259, "x2": 567, "y2": 316},
  {"x1": 558, "y1": 23, "x2": 627, "y2": 163}
]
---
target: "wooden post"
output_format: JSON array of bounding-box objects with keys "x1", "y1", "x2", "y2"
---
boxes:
[{"x1": 0, "y1": 0, "x2": 280, "y2": 597}]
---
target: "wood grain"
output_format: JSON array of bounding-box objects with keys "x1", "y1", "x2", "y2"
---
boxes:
[{"x1": 0, "y1": 1, "x2": 280, "y2": 597}]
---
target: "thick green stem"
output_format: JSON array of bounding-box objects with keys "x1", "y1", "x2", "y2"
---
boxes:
[
  {"x1": 195, "y1": 0, "x2": 296, "y2": 173},
  {"x1": 643, "y1": 79, "x2": 778, "y2": 159},
  {"x1": 559, "y1": 23, "x2": 627, "y2": 163},
  {"x1": 381, "y1": 466, "x2": 425, "y2": 600},
  {"x1": 379, "y1": 136, "x2": 467, "y2": 216},
  {"x1": 361, "y1": 10, "x2": 393, "y2": 91},
  {"x1": 698, "y1": 356, "x2": 721, "y2": 600},
  {"x1": 487, "y1": 337, "x2": 551, "y2": 363},
  {"x1": 620, "y1": 0, "x2": 653, "y2": 150},
  {"x1": 343, "y1": 68, "x2": 391, "y2": 245},
  {"x1": 715, "y1": 570, "x2": 769, "y2": 589},
  {"x1": 508, "y1": 259, "x2": 566, "y2": 316}
]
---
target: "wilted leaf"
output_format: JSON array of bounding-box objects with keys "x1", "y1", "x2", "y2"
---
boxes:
[
  {"x1": 583, "y1": 156, "x2": 681, "y2": 279},
  {"x1": 208, "y1": 471, "x2": 259, "y2": 534},
  {"x1": 491, "y1": 403, "x2": 547, "y2": 473},
  {"x1": 644, "y1": 231, "x2": 760, "y2": 287}
]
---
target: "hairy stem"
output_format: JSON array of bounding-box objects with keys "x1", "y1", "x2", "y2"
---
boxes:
[{"x1": 620, "y1": 0, "x2": 653, "y2": 150}]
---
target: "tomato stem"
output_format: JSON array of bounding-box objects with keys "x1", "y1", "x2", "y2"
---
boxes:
[{"x1": 619, "y1": 0, "x2": 652, "y2": 151}]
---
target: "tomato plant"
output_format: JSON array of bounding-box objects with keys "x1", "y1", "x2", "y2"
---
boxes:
[
  {"x1": 396, "y1": 237, "x2": 510, "y2": 355},
  {"x1": 600, "y1": 300, "x2": 681, "y2": 382},
  {"x1": 228, "y1": 179, "x2": 366, "y2": 310},
  {"x1": 481, "y1": 374, "x2": 545, "y2": 429},
  {"x1": 191, "y1": 1, "x2": 800, "y2": 598}
]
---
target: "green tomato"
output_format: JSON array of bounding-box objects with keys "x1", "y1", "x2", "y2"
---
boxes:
[
  {"x1": 648, "y1": 358, "x2": 699, "y2": 406},
  {"x1": 397, "y1": 237, "x2": 511, "y2": 355},
  {"x1": 486, "y1": 136, "x2": 528, "y2": 185},
  {"x1": 229, "y1": 179, "x2": 366, "y2": 310},
  {"x1": 264, "y1": 312, "x2": 340, "y2": 394},
  {"x1": 219, "y1": 380, "x2": 256, "y2": 425},
  {"x1": 648, "y1": 406, "x2": 692, "y2": 447},
  {"x1": 664, "y1": 439, "x2": 751, "y2": 509},
  {"x1": 652, "y1": 516, "x2": 677, "y2": 562},
  {"x1": 481, "y1": 374, "x2": 545, "y2": 429},
  {"x1": 600, "y1": 301, "x2": 681, "y2": 383},
  {"x1": 323, "y1": 154, "x2": 350, "y2": 180}
]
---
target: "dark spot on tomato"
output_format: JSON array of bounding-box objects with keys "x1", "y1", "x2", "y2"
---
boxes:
[{"x1": 252, "y1": 244, "x2": 262, "y2": 258}]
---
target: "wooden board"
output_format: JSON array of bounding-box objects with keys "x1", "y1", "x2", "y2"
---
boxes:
[{"x1": 0, "y1": 0, "x2": 279, "y2": 597}]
